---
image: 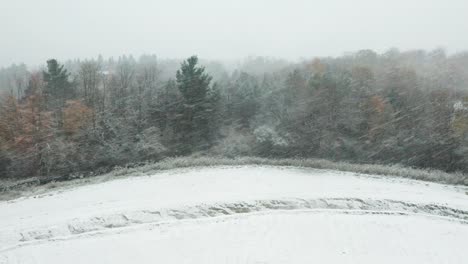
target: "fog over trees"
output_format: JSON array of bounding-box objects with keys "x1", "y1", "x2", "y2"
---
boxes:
[{"x1": 1, "y1": 49, "x2": 468, "y2": 179}]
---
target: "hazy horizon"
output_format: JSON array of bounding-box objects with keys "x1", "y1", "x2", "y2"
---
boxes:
[{"x1": 1, "y1": 0, "x2": 468, "y2": 67}]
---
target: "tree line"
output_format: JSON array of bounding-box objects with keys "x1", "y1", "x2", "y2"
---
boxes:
[{"x1": 1, "y1": 49, "x2": 468, "y2": 179}]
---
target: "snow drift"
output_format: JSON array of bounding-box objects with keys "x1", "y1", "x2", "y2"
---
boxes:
[{"x1": 1, "y1": 166, "x2": 467, "y2": 263}]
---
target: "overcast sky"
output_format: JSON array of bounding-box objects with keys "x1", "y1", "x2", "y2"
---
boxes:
[{"x1": 1, "y1": 0, "x2": 467, "y2": 67}]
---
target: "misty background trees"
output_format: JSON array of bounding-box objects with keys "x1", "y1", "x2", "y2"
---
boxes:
[{"x1": 1, "y1": 49, "x2": 468, "y2": 179}]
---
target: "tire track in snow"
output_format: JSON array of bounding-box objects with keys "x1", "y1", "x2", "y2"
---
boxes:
[{"x1": 2, "y1": 197, "x2": 468, "y2": 252}]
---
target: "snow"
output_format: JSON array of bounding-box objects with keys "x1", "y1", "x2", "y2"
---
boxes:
[
  {"x1": 1, "y1": 166, "x2": 468, "y2": 263},
  {"x1": 4, "y1": 212, "x2": 468, "y2": 264}
]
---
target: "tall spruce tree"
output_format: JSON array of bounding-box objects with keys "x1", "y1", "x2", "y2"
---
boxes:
[
  {"x1": 175, "y1": 56, "x2": 216, "y2": 153},
  {"x1": 43, "y1": 59, "x2": 74, "y2": 103},
  {"x1": 43, "y1": 59, "x2": 74, "y2": 127}
]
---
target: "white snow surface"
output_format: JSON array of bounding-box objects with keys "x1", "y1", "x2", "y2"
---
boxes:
[{"x1": 1, "y1": 166, "x2": 468, "y2": 263}]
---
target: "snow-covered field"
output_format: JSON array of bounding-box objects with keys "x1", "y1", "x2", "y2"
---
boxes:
[{"x1": 1, "y1": 166, "x2": 468, "y2": 263}]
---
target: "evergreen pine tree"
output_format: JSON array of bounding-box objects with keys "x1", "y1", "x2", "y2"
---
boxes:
[
  {"x1": 43, "y1": 59, "x2": 75, "y2": 127},
  {"x1": 175, "y1": 56, "x2": 216, "y2": 152}
]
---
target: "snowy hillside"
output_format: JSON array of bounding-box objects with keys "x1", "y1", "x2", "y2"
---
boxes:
[{"x1": 1, "y1": 166, "x2": 468, "y2": 263}]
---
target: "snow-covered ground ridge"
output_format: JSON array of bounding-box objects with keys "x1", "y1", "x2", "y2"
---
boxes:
[
  {"x1": 2, "y1": 197, "x2": 467, "y2": 253},
  {"x1": 1, "y1": 166, "x2": 468, "y2": 264},
  {"x1": 2, "y1": 167, "x2": 467, "y2": 247}
]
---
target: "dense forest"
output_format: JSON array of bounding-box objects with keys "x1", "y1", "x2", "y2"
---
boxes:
[{"x1": 1, "y1": 49, "x2": 468, "y2": 179}]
